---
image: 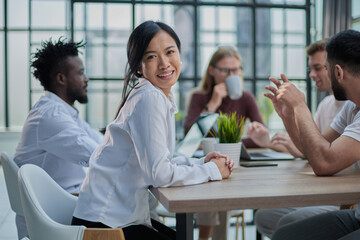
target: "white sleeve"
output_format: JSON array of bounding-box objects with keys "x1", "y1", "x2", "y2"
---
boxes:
[
  {"x1": 171, "y1": 155, "x2": 205, "y2": 165},
  {"x1": 37, "y1": 105, "x2": 100, "y2": 167},
  {"x1": 128, "y1": 91, "x2": 221, "y2": 188},
  {"x1": 330, "y1": 101, "x2": 352, "y2": 134}
]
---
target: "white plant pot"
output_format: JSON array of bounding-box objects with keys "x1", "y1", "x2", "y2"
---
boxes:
[{"x1": 214, "y1": 142, "x2": 242, "y2": 168}]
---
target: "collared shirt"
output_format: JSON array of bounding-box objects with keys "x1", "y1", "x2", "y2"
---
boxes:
[
  {"x1": 73, "y1": 78, "x2": 222, "y2": 228},
  {"x1": 14, "y1": 91, "x2": 103, "y2": 193}
]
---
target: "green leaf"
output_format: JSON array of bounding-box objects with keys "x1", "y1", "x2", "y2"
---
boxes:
[{"x1": 216, "y1": 112, "x2": 246, "y2": 143}]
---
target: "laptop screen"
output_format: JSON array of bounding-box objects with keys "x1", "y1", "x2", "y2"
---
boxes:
[{"x1": 175, "y1": 113, "x2": 219, "y2": 158}]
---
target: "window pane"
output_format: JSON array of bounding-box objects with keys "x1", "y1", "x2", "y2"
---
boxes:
[
  {"x1": 286, "y1": 34, "x2": 305, "y2": 45},
  {"x1": 256, "y1": 9, "x2": 271, "y2": 44},
  {"x1": 106, "y1": 46, "x2": 127, "y2": 78},
  {"x1": 8, "y1": 0, "x2": 28, "y2": 28},
  {"x1": 256, "y1": 46, "x2": 271, "y2": 78},
  {"x1": 87, "y1": 81, "x2": 105, "y2": 128},
  {"x1": 85, "y1": 30, "x2": 104, "y2": 45},
  {"x1": 73, "y1": 32, "x2": 84, "y2": 45},
  {"x1": 353, "y1": 21, "x2": 360, "y2": 31},
  {"x1": 200, "y1": 7, "x2": 215, "y2": 31},
  {"x1": 107, "y1": 29, "x2": 131, "y2": 45},
  {"x1": 219, "y1": 7, "x2": 236, "y2": 31},
  {"x1": 271, "y1": 47, "x2": 284, "y2": 76},
  {"x1": 199, "y1": 45, "x2": 217, "y2": 78},
  {"x1": 86, "y1": 46, "x2": 104, "y2": 77},
  {"x1": 271, "y1": 9, "x2": 284, "y2": 32},
  {"x1": 107, "y1": 81, "x2": 123, "y2": 121},
  {"x1": 0, "y1": 32, "x2": 4, "y2": 129},
  {"x1": 8, "y1": 32, "x2": 29, "y2": 129},
  {"x1": 272, "y1": 33, "x2": 284, "y2": 45},
  {"x1": 175, "y1": 6, "x2": 195, "y2": 78},
  {"x1": 201, "y1": 33, "x2": 216, "y2": 44},
  {"x1": 286, "y1": 0, "x2": 305, "y2": 4},
  {"x1": 74, "y1": 3, "x2": 85, "y2": 30},
  {"x1": 286, "y1": 47, "x2": 306, "y2": 78},
  {"x1": 352, "y1": 0, "x2": 360, "y2": 18},
  {"x1": 87, "y1": 3, "x2": 104, "y2": 30},
  {"x1": 201, "y1": 0, "x2": 251, "y2": 3},
  {"x1": 31, "y1": 31, "x2": 68, "y2": 44},
  {"x1": 142, "y1": 0, "x2": 194, "y2": 2},
  {"x1": 238, "y1": 46, "x2": 253, "y2": 78},
  {"x1": 286, "y1": 9, "x2": 305, "y2": 33},
  {"x1": 219, "y1": 33, "x2": 237, "y2": 45},
  {"x1": 135, "y1": 4, "x2": 175, "y2": 26},
  {"x1": 257, "y1": 0, "x2": 306, "y2": 4},
  {"x1": 0, "y1": 0, "x2": 3, "y2": 27},
  {"x1": 107, "y1": 4, "x2": 132, "y2": 30},
  {"x1": 32, "y1": 1, "x2": 66, "y2": 28}
]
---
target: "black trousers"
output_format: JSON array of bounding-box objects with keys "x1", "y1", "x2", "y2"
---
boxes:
[{"x1": 72, "y1": 216, "x2": 176, "y2": 240}]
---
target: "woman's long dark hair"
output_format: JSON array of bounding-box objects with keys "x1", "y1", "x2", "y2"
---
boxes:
[{"x1": 115, "y1": 20, "x2": 181, "y2": 117}]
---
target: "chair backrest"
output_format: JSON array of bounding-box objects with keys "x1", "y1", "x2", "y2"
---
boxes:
[
  {"x1": 18, "y1": 164, "x2": 86, "y2": 240},
  {"x1": 0, "y1": 152, "x2": 23, "y2": 215}
]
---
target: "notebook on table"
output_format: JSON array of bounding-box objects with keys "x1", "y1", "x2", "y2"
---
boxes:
[
  {"x1": 240, "y1": 144, "x2": 295, "y2": 161},
  {"x1": 175, "y1": 113, "x2": 219, "y2": 158}
]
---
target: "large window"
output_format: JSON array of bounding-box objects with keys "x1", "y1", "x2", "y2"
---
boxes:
[
  {"x1": 1, "y1": 0, "x2": 316, "y2": 136},
  {"x1": 352, "y1": 0, "x2": 360, "y2": 30}
]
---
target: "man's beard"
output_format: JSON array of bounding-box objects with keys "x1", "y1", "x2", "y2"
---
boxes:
[
  {"x1": 77, "y1": 94, "x2": 88, "y2": 104},
  {"x1": 331, "y1": 72, "x2": 347, "y2": 101},
  {"x1": 66, "y1": 87, "x2": 88, "y2": 104}
]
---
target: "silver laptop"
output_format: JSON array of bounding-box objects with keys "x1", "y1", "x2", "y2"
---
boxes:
[
  {"x1": 240, "y1": 144, "x2": 294, "y2": 161},
  {"x1": 175, "y1": 113, "x2": 219, "y2": 158}
]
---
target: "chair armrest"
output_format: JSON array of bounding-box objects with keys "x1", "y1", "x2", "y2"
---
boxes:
[{"x1": 83, "y1": 228, "x2": 125, "y2": 240}]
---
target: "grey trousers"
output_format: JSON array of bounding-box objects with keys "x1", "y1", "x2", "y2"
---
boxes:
[
  {"x1": 15, "y1": 214, "x2": 28, "y2": 240},
  {"x1": 255, "y1": 205, "x2": 339, "y2": 238},
  {"x1": 272, "y1": 209, "x2": 360, "y2": 240}
]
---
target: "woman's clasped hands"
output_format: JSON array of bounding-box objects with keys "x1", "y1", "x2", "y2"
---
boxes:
[{"x1": 204, "y1": 152, "x2": 234, "y2": 179}]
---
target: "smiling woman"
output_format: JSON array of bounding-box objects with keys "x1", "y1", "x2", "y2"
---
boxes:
[
  {"x1": 71, "y1": 20, "x2": 234, "y2": 240},
  {"x1": 139, "y1": 30, "x2": 181, "y2": 97}
]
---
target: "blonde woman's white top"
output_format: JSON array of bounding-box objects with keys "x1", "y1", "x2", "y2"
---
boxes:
[{"x1": 73, "y1": 78, "x2": 222, "y2": 228}]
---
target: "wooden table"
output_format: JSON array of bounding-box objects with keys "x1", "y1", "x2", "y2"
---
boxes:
[{"x1": 150, "y1": 160, "x2": 360, "y2": 239}]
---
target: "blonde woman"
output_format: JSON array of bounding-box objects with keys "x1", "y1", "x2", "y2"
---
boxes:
[{"x1": 184, "y1": 46, "x2": 264, "y2": 240}]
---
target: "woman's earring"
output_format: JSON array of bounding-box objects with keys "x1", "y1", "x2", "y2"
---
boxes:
[
  {"x1": 137, "y1": 70, "x2": 142, "y2": 75},
  {"x1": 180, "y1": 61, "x2": 183, "y2": 65}
]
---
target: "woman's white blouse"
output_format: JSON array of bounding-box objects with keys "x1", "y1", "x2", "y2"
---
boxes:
[{"x1": 73, "y1": 78, "x2": 222, "y2": 228}]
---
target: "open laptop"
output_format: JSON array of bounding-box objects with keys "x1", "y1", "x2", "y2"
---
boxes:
[
  {"x1": 240, "y1": 144, "x2": 295, "y2": 161},
  {"x1": 175, "y1": 113, "x2": 219, "y2": 158}
]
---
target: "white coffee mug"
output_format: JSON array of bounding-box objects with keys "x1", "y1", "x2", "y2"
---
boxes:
[
  {"x1": 225, "y1": 75, "x2": 243, "y2": 100},
  {"x1": 201, "y1": 138, "x2": 217, "y2": 155}
]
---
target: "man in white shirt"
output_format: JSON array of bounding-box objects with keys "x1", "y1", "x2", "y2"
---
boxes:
[
  {"x1": 14, "y1": 38, "x2": 103, "y2": 239},
  {"x1": 248, "y1": 39, "x2": 346, "y2": 238}
]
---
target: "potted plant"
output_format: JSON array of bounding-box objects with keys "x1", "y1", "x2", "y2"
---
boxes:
[{"x1": 214, "y1": 112, "x2": 246, "y2": 168}]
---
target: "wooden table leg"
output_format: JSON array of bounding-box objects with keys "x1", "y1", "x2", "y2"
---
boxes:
[{"x1": 176, "y1": 213, "x2": 193, "y2": 240}]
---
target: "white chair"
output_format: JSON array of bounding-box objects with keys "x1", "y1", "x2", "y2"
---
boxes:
[
  {"x1": 1, "y1": 152, "x2": 23, "y2": 215},
  {"x1": 157, "y1": 204, "x2": 246, "y2": 240},
  {"x1": 18, "y1": 164, "x2": 125, "y2": 240},
  {"x1": 1, "y1": 152, "x2": 29, "y2": 240}
]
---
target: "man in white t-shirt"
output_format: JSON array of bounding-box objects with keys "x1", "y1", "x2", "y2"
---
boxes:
[
  {"x1": 14, "y1": 38, "x2": 103, "y2": 239},
  {"x1": 269, "y1": 29, "x2": 360, "y2": 240},
  {"x1": 248, "y1": 39, "x2": 346, "y2": 238}
]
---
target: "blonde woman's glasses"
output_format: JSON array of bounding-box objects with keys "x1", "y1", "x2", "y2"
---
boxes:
[{"x1": 214, "y1": 66, "x2": 243, "y2": 75}]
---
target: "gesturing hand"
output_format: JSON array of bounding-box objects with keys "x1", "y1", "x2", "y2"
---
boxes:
[{"x1": 264, "y1": 74, "x2": 305, "y2": 119}]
